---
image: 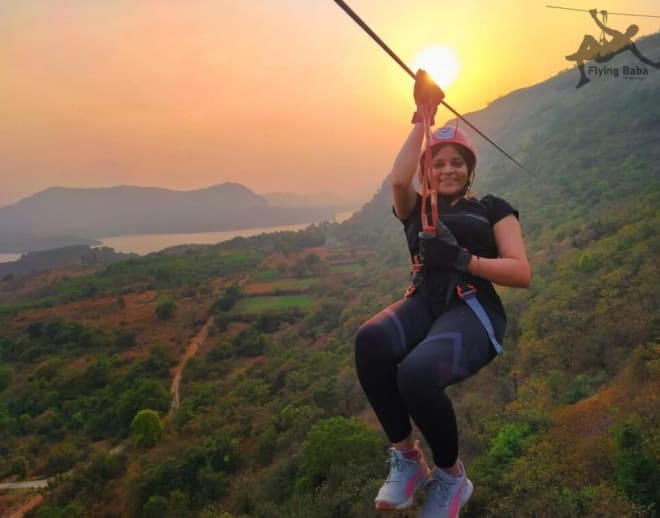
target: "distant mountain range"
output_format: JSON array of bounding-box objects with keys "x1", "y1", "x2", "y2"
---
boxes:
[
  {"x1": 261, "y1": 191, "x2": 366, "y2": 209},
  {"x1": 0, "y1": 183, "x2": 350, "y2": 253}
]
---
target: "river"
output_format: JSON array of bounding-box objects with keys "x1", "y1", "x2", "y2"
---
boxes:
[
  {"x1": 0, "y1": 212, "x2": 355, "y2": 263},
  {"x1": 98, "y1": 211, "x2": 354, "y2": 256},
  {"x1": 0, "y1": 253, "x2": 22, "y2": 264},
  {"x1": 98, "y1": 223, "x2": 310, "y2": 255}
]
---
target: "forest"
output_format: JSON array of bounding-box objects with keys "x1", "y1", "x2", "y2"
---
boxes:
[{"x1": 1, "y1": 35, "x2": 659, "y2": 518}]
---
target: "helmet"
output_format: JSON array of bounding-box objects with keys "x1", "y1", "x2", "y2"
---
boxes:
[{"x1": 421, "y1": 124, "x2": 476, "y2": 169}]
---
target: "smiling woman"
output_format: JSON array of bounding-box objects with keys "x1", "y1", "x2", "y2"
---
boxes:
[{"x1": 412, "y1": 46, "x2": 460, "y2": 89}]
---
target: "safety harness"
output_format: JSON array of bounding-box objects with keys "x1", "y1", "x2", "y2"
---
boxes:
[
  {"x1": 457, "y1": 284, "x2": 504, "y2": 354},
  {"x1": 404, "y1": 105, "x2": 438, "y2": 299},
  {"x1": 404, "y1": 111, "x2": 504, "y2": 355}
]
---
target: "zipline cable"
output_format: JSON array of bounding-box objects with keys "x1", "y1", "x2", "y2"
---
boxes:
[
  {"x1": 546, "y1": 5, "x2": 660, "y2": 18},
  {"x1": 333, "y1": 0, "x2": 534, "y2": 175}
]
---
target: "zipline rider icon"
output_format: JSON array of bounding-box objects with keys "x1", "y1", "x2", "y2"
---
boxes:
[{"x1": 563, "y1": 7, "x2": 660, "y2": 88}]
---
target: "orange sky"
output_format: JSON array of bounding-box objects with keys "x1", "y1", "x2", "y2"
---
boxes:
[{"x1": 1, "y1": 0, "x2": 658, "y2": 207}]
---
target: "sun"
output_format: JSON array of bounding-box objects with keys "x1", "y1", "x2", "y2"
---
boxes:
[{"x1": 412, "y1": 46, "x2": 460, "y2": 89}]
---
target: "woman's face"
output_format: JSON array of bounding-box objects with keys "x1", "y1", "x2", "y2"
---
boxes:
[{"x1": 429, "y1": 144, "x2": 469, "y2": 197}]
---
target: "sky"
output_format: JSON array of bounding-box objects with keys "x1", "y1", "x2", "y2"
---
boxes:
[{"x1": 1, "y1": 0, "x2": 659, "y2": 208}]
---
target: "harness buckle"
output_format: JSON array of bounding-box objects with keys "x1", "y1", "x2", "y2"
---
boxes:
[
  {"x1": 456, "y1": 283, "x2": 477, "y2": 299},
  {"x1": 404, "y1": 255, "x2": 424, "y2": 298}
]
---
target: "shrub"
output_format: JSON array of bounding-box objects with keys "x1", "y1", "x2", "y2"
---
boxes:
[
  {"x1": 296, "y1": 416, "x2": 382, "y2": 492},
  {"x1": 155, "y1": 297, "x2": 177, "y2": 320},
  {"x1": 131, "y1": 409, "x2": 164, "y2": 449}
]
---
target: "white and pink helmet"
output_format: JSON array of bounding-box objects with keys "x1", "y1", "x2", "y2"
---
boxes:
[{"x1": 421, "y1": 124, "x2": 477, "y2": 170}]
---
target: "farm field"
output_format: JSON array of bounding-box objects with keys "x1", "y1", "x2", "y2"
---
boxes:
[
  {"x1": 233, "y1": 294, "x2": 314, "y2": 313},
  {"x1": 243, "y1": 277, "x2": 320, "y2": 295},
  {"x1": 329, "y1": 263, "x2": 362, "y2": 274}
]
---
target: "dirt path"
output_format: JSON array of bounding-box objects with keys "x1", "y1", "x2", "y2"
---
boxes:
[
  {"x1": 2, "y1": 494, "x2": 43, "y2": 518},
  {"x1": 168, "y1": 319, "x2": 212, "y2": 415},
  {"x1": 0, "y1": 481, "x2": 48, "y2": 490},
  {"x1": 167, "y1": 255, "x2": 271, "y2": 417}
]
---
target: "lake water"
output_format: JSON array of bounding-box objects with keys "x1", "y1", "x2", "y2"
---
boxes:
[
  {"x1": 0, "y1": 212, "x2": 355, "y2": 263},
  {"x1": 0, "y1": 253, "x2": 22, "y2": 264},
  {"x1": 99, "y1": 211, "x2": 355, "y2": 256},
  {"x1": 99, "y1": 223, "x2": 311, "y2": 255}
]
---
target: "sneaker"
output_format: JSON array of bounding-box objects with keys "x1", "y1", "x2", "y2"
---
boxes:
[
  {"x1": 374, "y1": 442, "x2": 431, "y2": 510},
  {"x1": 420, "y1": 463, "x2": 473, "y2": 518}
]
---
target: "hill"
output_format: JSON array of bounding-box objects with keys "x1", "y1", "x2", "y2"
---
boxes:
[
  {"x1": 0, "y1": 34, "x2": 658, "y2": 517},
  {"x1": 0, "y1": 183, "x2": 339, "y2": 253},
  {"x1": 347, "y1": 32, "x2": 660, "y2": 249},
  {"x1": 0, "y1": 245, "x2": 135, "y2": 275},
  {"x1": 261, "y1": 191, "x2": 365, "y2": 210}
]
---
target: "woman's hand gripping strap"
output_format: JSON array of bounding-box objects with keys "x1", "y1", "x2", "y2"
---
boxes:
[{"x1": 405, "y1": 78, "x2": 442, "y2": 297}]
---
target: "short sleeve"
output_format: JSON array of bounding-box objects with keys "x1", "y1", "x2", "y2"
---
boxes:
[
  {"x1": 392, "y1": 193, "x2": 422, "y2": 226},
  {"x1": 481, "y1": 195, "x2": 519, "y2": 225},
  {"x1": 392, "y1": 194, "x2": 423, "y2": 257}
]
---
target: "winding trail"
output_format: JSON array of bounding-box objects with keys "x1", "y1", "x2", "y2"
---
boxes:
[
  {"x1": 168, "y1": 319, "x2": 212, "y2": 415},
  {"x1": 0, "y1": 481, "x2": 47, "y2": 490},
  {"x1": 2, "y1": 494, "x2": 43, "y2": 518},
  {"x1": 167, "y1": 255, "x2": 270, "y2": 416}
]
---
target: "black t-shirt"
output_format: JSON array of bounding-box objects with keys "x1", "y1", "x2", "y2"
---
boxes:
[{"x1": 397, "y1": 193, "x2": 519, "y2": 316}]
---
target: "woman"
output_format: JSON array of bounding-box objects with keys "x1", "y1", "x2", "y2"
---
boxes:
[{"x1": 354, "y1": 71, "x2": 530, "y2": 517}]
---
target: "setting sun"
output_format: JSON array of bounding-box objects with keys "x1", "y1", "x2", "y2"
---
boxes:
[{"x1": 413, "y1": 46, "x2": 460, "y2": 89}]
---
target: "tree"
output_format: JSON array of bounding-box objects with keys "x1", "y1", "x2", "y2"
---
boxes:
[
  {"x1": 155, "y1": 297, "x2": 177, "y2": 320},
  {"x1": 296, "y1": 416, "x2": 382, "y2": 492},
  {"x1": 44, "y1": 442, "x2": 77, "y2": 476},
  {"x1": 119, "y1": 380, "x2": 170, "y2": 432},
  {"x1": 141, "y1": 495, "x2": 168, "y2": 518},
  {"x1": 488, "y1": 423, "x2": 535, "y2": 465},
  {"x1": 27, "y1": 321, "x2": 44, "y2": 338},
  {"x1": 292, "y1": 260, "x2": 307, "y2": 278},
  {"x1": 0, "y1": 365, "x2": 11, "y2": 392},
  {"x1": 611, "y1": 415, "x2": 660, "y2": 508},
  {"x1": 304, "y1": 253, "x2": 324, "y2": 274},
  {"x1": 131, "y1": 409, "x2": 164, "y2": 449},
  {"x1": 9, "y1": 456, "x2": 27, "y2": 479}
]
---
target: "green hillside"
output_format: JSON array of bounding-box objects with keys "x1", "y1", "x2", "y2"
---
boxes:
[{"x1": 1, "y1": 34, "x2": 658, "y2": 517}]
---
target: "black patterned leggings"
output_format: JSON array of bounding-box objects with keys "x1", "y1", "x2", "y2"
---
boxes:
[{"x1": 354, "y1": 295, "x2": 505, "y2": 468}]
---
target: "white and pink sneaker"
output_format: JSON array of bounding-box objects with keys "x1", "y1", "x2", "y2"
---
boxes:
[
  {"x1": 374, "y1": 441, "x2": 431, "y2": 510},
  {"x1": 420, "y1": 462, "x2": 473, "y2": 518}
]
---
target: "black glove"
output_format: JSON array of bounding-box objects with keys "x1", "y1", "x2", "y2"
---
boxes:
[
  {"x1": 418, "y1": 222, "x2": 472, "y2": 272},
  {"x1": 412, "y1": 69, "x2": 445, "y2": 124}
]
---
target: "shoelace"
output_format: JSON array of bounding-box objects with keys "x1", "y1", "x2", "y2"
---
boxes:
[
  {"x1": 384, "y1": 452, "x2": 408, "y2": 482},
  {"x1": 427, "y1": 475, "x2": 453, "y2": 504}
]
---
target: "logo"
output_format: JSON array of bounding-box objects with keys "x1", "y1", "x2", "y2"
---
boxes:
[
  {"x1": 434, "y1": 127, "x2": 456, "y2": 139},
  {"x1": 553, "y1": 7, "x2": 660, "y2": 88}
]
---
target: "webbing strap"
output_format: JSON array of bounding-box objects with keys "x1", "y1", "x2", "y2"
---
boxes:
[
  {"x1": 405, "y1": 106, "x2": 437, "y2": 299},
  {"x1": 458, "y1": 287, "x2": 504, "y2": 355},
  {"x1": 419, "y1": 105, "x2": 437, "y2": 233}
]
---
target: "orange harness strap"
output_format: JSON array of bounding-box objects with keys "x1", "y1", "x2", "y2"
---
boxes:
[{"x1": 405, "y1": 106, "x2": 437, "y2": 298}]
